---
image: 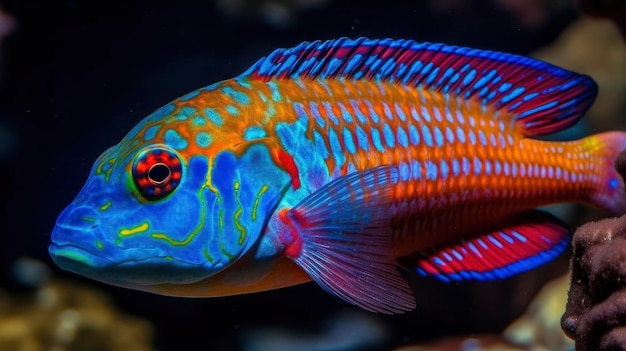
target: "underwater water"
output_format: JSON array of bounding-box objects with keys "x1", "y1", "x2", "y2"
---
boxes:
[{"x1": 1, "y1": 0, "x2": 625, "y2": 350}]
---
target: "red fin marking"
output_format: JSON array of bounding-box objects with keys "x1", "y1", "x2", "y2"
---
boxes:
[
  {"x1": 278, "y1": 209, "x2": 303, "y2": 258},
  {"x1": 272, "y1": 148, "x2": 301, "y2": 190}
]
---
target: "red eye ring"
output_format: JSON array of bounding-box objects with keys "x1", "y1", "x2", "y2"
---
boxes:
[{"x1": 132, "y1": 147, "x2": 182, "y2": 200}]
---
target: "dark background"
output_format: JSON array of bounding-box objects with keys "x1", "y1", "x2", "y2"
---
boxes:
[{"x1": 0, "y1": 1, "x2": 580, "y2": 350}]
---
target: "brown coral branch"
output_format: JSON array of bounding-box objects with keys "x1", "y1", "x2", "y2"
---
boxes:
[{"x1": 562, "y1": 150, "x2": 626, "y2": 350}]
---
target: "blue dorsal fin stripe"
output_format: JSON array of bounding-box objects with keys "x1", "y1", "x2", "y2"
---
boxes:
[
  {"x1": 410, "y1": 210, "x2": 570, "y2": 282},
  {"x1": 241, "y1": 37, "x2": 598, "y2": 136}
]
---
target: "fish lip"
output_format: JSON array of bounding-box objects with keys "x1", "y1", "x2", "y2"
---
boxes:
[
  {"x1": 49, "y1": 243, "x2": 115, "y2": 269},
  {"x1": 48, "y1": 243, "x2": 157, "y2": 287},
  {"x1": 49, "y1": 226, "x2": 221, "y2": 287},
  {"x1": 48, "y1": 242, "x2": 174, "y2": 267},
  {"x1": 49, "y1": 242, "x2": 218, "y2": 287}
]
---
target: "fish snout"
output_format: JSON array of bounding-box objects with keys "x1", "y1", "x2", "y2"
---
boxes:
[
  {"x1": 51, "y1": 205, "x2": 101, "y2": 244},
  {"x1": 49, "y1": 204, "x2": 112, "y2": 273}
]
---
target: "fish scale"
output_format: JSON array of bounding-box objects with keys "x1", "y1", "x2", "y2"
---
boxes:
[
  {"x1": 50, "y1": 38, "x2": 626, "y2": 314},
  {"x1": 270, "y1": 80, "x2": 615, "y2": 287},
  {"x1": 277, "y1": 79, "x2": 584, "y2": 234}
]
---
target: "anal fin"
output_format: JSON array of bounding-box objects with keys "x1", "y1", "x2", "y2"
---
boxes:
[{"x1": 412, "y1": 210, "x2": 570, "y2": 282}]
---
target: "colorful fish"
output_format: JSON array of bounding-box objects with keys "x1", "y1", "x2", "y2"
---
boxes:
[{"x1": 49, "y1": 38, "x2": 626, "y2": 314}]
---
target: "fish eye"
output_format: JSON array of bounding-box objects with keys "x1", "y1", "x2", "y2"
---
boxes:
[
  {"x1": 148, "y1": 163, "x2": 171, "y2": 185},
  {"x1": 132, "y1": 147, "x2": 182, "y2": 200}
]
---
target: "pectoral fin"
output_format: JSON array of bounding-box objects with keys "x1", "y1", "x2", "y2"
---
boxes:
[{"x1": 281, "y1": 166, "x2": 416, "y2": 314}]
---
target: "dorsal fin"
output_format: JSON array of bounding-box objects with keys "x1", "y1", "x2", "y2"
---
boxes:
[{"x1": 242, "y1": 37, "x2": 598, "y2": 136}]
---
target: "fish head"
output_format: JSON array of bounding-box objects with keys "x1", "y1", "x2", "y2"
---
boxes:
[{"x1": 49, "y1": 90, "x2": 293, "y2": 292}]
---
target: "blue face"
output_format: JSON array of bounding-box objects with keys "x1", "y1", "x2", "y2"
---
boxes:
[
  {"x1": 49, "y1": 125, "x2": 291, "y2": 291},
  {"x1": 49, "y1": 142, "x2": 216, "y2": 288}
]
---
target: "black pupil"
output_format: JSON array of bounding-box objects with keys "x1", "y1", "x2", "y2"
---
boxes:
[{"x1": 148, "y1": 163, "x2": 171, "y2": 185}]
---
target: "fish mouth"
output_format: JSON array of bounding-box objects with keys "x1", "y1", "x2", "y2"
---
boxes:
[
  {"x1": 48, "y1": 243, "x2": 173, "y2": 288},
  {"x1": 48, "y1": 223, "x2": 146, "y2": 287},
  {"x1": 49, "y1": 234, "x2": 219, "y2": 287},
  {"x1": 49, "y1": 243, "x2": 115, "y2": 277}
]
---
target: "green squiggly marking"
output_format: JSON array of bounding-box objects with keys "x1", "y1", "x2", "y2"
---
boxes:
[
  {"x1": 218, "y1": 208, "x2": 224, "y2": 230},
  {"x1": 151, "y1": 192, "x2": 206, "y2": 246},
  {"x1": 204, "y1": 159, "x2": 224, "y2": 229},
  {"x1": 252, "y1": 185, "x2": 268, "y2": 221},
  {"x1": 234, "y1": 207, "x2": 245, "y2": 245},
  {"x1": 119, "y1": 222, "x2": 149, "y2": 237},
  {"x1": 99, "y1": 201, "x2": 112, "y2": 211},
  {"x1": 220, "y1": 241, "x2": 235, "y2": 260},
  {"x1": 232, "y1": 180, "x2": 247, "y2": 246},
  {"x1": 150, "y1": 157, "x2": 214, "y2": 247},
  {"x1": 203, "y1": 247, "x2": 214, "y2": 263},
  {"x1": 96, "y1": 157, "x2": 116, "y2": 182}
]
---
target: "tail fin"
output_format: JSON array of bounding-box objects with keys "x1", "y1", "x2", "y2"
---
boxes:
[{"x1": 586, "y1": 131, "x2": 626, "y2": 215}]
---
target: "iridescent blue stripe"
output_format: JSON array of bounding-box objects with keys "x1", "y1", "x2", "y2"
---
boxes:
[
  {"x1": 338, "y1": 103, "x2": 353, "y2": 123},
  {"x1": 394, "y1": 103, "x2": 407, "y2": 121},
  {"x1": 383, "y1": 123, "x2": 395, "y2": 148},
  {"x1": 343, "y1": 128, "x2": 357, "y2": 154},
  {"x1": 328, "y1": 128, "x2": 345, "y2": 167},
  {"x1": 397, "y1": 126, "x2": 409, "y2": 148},
  {"x1": 371, "y1": 127, "x2": 384, "y2": 152},
  {"x1": 433, "y1": 126, "x2": 444, "y2": 147},
  {"x1": 355, "y1": 125, "x2": 369, "y2": 151},
  {"x1": 445, "y1": 127, "x2": 454, "y2": 143},
  {"x1": 426, "y1": 161, "x2": 437, "y2": 180},
  {"x1": 313, "y1": 130, "x2": 330, "y2": 158},
  {"x1": 411, "y1": 160, "x2": 422, "y2": 180},
  {"x1": 422, "y1": 125, "x2": 433, "y2": 146},
  {"x1": 323, "y1": 101, "x2": 340, "y2": 125},
  {"x1": 310, "y1": 102, "x2": 325, "y2": 128},
  {"x1": 399, "y1": 162, "x2": 410, "y2": 181},
  {"x1": 409, "y1": 124, "x2": 420, "y2": 146},
  {"x1": 440, "y1": 160, "x2": 449, "y2": 179},
  {"x1": 351, "y1": 100, "x2": 368, "y2": 124}
]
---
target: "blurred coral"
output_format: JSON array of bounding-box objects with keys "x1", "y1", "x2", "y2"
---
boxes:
[
  {"x1": 493, "y1": 0, "x2": 571, "y2": 28},
  {"x1": 241, "y1": 309, "x2": 389, "y2": 351},
  {"x1": 0, "y1": 259, "x2": 153, "y2": 351},
  {"x1": 532, "y1": 17, "x2": 626, "y2": 131},
  {"x1": 503, "y1": 274, "x2": 574, "y2": 351},
  {"x1": 575, "y1": 0, "x2": 626, "y2": 37},
  {"x1": 393, "y1": 335, "x2": 527, "y2": 351},
  {"x1": 558, "y1": 3, "x2": 626, "y2": 349},
  {"x1": 393, "y1": 274, "x2": 574, "y2": 351},
  {"x1": 561, "y1": 151, "x2": 626, "y2": 350}
]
